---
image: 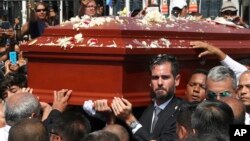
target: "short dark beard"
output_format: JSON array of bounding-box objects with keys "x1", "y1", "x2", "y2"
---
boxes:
[{"x1": 150, "y1": 90, "x2": 174, "y2": 103}]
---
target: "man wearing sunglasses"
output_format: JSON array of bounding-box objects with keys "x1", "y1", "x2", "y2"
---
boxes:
[{"x1": 206, "y1": 66, "x2": 237, "y2": 101}]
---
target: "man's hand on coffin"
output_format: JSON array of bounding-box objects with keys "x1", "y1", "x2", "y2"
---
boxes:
[
  {"x1": 111, "y1": 97, "x2": 137, "y2": 125},
  {"x1": 52, "y1": 89, "x2": 72, "y2": 112},
  {"x1": 21, "y1": 87, "x2": 33, "y2": 94},
  {"x1": 190, "y1": 41, "x2": 226, "y2": 61},
  {"x1": 93, "y1": 99, "x2": 115, "y2": 124}
]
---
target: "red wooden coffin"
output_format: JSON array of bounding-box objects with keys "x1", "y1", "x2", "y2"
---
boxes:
[{"x1": 21, "y1": 16, "x2": 250, "y2": 106}]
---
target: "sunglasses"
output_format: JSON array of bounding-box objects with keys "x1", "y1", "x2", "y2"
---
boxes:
[
  {"x1": 223, "y1": 11, "x2": 236, "y2": 16},
  {"x1": 36, "y1": 9, "x2": 46, "y2": 12},
  {"x1": 207, "y1": 91, "x2": 231, "y2": 100},
  {"x1": 86, "y1": 5, "x2": 97, "y2": 9}
]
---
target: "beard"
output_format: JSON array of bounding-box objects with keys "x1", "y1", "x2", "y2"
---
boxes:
[{"x1": 150, "y1": 86, "x2": 175, "y2": 101}]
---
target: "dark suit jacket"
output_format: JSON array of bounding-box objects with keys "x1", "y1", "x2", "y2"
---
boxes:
[{"x1": 133, "y1": 96, "x2": 182, "y2": 141}]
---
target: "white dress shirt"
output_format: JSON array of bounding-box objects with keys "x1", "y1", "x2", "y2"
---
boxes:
[
  {"x1": 0, "y1": 125, "x2": 11, "y2": 141},
  {"x1": 245, "y1": 113, "x2": 250, "y2": 125},
  {"x1": 220, "y1": 55, "x2": 248, "y2": 80}
]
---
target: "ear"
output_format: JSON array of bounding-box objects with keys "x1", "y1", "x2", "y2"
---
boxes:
[
  {"x1": 179, "y1": 126, "x2": 188, "y2": 140},
  {"x1": 30, "y1": 112, "x2": 36, "y2": 118},
  {"x1": 56, "y1": 136, "x2": 62, "y2": 141},
  {"x1": 175, "y1": 74, "x2": 181, "y2": 87},
  {"x1": 193, "y1": 129, "x2": 196, "y2": 134},
  {"x1": 51, "y1": 134, "x2": 62, "y2": 141}
]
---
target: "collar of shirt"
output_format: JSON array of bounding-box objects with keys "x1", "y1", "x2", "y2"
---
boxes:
[{"x1": 154, "y1": 97, "x2": 173, "y2": 110}]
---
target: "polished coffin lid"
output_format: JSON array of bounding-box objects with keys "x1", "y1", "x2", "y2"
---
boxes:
[{"x1": 21, "y1": 16, "x2": 250, "y2": 106}]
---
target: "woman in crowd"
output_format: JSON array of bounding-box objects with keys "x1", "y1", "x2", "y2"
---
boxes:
[
  {"x1": 21, "y1": 2, "x2": 49, "y2": 39},
  {"x1": 78, "y1": 0, "x2": 101, "y2": 17}
]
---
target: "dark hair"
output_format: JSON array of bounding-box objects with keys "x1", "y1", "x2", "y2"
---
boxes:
[
  {"x1": 130, "y1": 9, "x2": 141, "y2": 17},
  {"x1": 49, "y1": 6, "x2": 58, "y2": 13},
  {"x1": 149, "y1": 54, "x2": 179, "y2": 77},
  {"x1": 191, "y1": 100, "x2": 234, "y2": 136},
  {"x1": 83, "y1": 130, "x2": 120, "y2": 141},
  {"x1": 0, "y1": 72, "x2": 27, "y2": 99},
  {"x1": 221, "y1": 97, "x2": 246, "y2": 125},
  {"x1": 185, "y1": 133, "x2": 229, "y2": 141},
  {"x1": 239, "y1": 58, "x2": 250, "y2": 66},
  {"x1": 191, "y1": 68, "x2": 208, "y2": 76},
  {"x1": 34, "y1": 2, "x2": 47, "y2": 11},
  {"x1": 8, "y1": 118, "x2": 49, "y2": 141},
  {"x1": 177, "y1": 102, "x2": 199, "y2": 134},
  {"x1": 52, "y1": 111, "x2": 91, "y2": 141},
  {"x1": 172, "y1": 7, "x2": 182, "y2": 17}
]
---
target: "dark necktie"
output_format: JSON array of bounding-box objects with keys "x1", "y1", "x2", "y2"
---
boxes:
[{"x1": 151, "y1": 106, "x2": 161, "y2": 133}]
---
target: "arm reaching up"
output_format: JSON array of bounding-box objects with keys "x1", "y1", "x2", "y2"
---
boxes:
[
  {"x1": 190, "y1": 41, "x2": 248, "y2": 79},
  {"x1": 190, "y1": 41, "x2": 226, "y2": 60},
  {"x1": 52, "y1": 89, "x2": 72, "y2": 112}
]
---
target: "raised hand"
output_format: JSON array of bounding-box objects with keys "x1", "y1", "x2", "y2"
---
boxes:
[
  {"x1": 52, "y1": 89, "x2": 72, "y2": 112},
  {"x1": 111, "y1": 97, "x2": 133, "y2": 120},
  {"x1": 94, "y1": 99, "x2": 112, "y2": 113},
  {"x1": 40, "y1": 101, "x2": 52, "y2": 121},
  {"x1": 190, "y1": 41, "x2": 226, "y2": 60},
  {"x1": 21, "y1": 87, "x2": 33, "y2": 94},
  {"x1": 94, "y1": 99, "x2": 115, "y2": 124}
]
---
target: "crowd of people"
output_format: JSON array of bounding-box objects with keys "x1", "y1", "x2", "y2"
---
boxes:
[
  {"x1": 0, "y1": 0, "x2": 250, "y2": 141},
  {"x1": 0, "y1": 41, "x2": 249, "y2": 141}
]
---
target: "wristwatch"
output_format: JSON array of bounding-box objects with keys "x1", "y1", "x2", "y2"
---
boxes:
[{"x1": 129, "y1": 120, "x2": 140, "y2": 129}]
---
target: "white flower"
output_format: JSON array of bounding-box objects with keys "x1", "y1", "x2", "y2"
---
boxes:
[
  {"x1": 141, "y1": 11, "x2": 166, "y2": 25},
  {"x1": 133, "y1": 39, "x2": 147, "y2": 48},
  {"x1": 70, "y1": 16, "x2": 81, "y2": 22},
  {"x1": 90, "y1": 17, "x2": 106, "y2": 27},
  {"x1": 57, "y1": 37, "x2": 73, "y2": 49},
  {"x1": 81, "y1": 15, "x2": 91, "y2": 21},
  {"x1": 166, "y1": 24, "x2": 175, "y2": 28},
  {"x1": 107, "y1": 40, "x2": 117, "y2": 48},
  {"x1": 74, "y1": 33, "x2": 84, "y2": 43},
  {"x1": 142, "y1": 41, "x2": 147, "y2": 47},
  {"x1": 150, "y1": 40, "x2": 159, "y2": 48},
  {"x1": 87, "y1": 38, "x2": 98, "y2": 47},
  {"x1": 125, "y1": 44, "x2": 133, "y2": 49},
  {"x1": 105, "y1": 17, "x2": 113, "y2": 23},
  {"x1": 160, "y1": 38, "x2": 171, "y2": 48}
]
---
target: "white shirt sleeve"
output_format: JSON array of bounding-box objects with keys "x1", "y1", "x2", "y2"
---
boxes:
[
  {"x1": 220, "y1": 55, "x2": 248, "y2": 79},
  {"x1": 132, "y1": 123, "x2": 143, "y2": 134}
]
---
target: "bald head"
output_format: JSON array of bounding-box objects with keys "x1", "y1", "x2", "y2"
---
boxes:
[
  {"x1": 221, "y1": 97, "x2": 246, "y2": 125},
  {"x1": 4, "y1": 92, "x2": 41, "y2": 126},
  {"x1": 8, "y1": 118, "x2": 49, "y2": 141},
  {"x1": 103, "y1": 124, "x2": 129, "y2": 141}
]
